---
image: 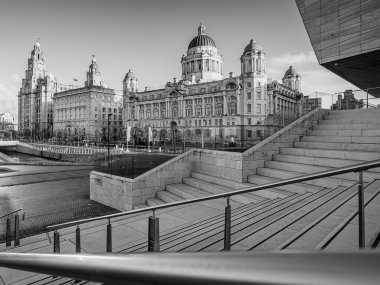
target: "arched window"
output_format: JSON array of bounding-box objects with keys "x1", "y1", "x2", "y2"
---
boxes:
[
  {"x1": 215, "y1": 104, "x2": 223, "y2": 115},
  {"x1": 172, "y1": 107, "x2": 178, "y2": 118},
  {"x1": 160, "y1": 108, "x2": 166, "y2": 118},
  {"x1": 228, "y1": 96, "x2": 237, "y2": 115},
  {"x1": 203, "y1": 119, "x2": 207, "y2": 126},
  {"x1": 226, "y1": 83, "x2": 235, "y2": 90},
  {"x1": 206, "y1": 105, "x2": 212, "y2": 116},
  {"x1": 196, "y1": 106, "x2": 202, "y2": 117},
  {"x1": 186, "y1": 107, "x2": 192, "y2": 117},
  {"x1": 139, "y1": 110, "x2": 144, "y2": 119},
  {"x1": 153, "y1": 109, "x2": 159, "y2": 119},
  {"x1": 146, "y1": 109, "x2": 152, "y2": 119}
]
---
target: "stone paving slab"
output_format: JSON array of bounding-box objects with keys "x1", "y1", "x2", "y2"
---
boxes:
[{"x1": 0, "y1": 200, "x2": 223, "y2": 284}]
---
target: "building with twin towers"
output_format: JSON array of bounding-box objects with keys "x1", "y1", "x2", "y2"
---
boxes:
[{"x1": 123, "y1": 23, "x2": 303, "y2": 147}]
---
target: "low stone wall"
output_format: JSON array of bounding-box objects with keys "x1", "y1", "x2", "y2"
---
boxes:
[
  {"x1": 242, "y1": 108, "x2": 327, "y2": 181},
  {"x1": 90, "y1": 149, "x2": 194, "y2": 210},
  {"x1": 14, "y1": 142, "x2": 122, "y2": 163},
  {"x1": 191, "y1": 149, "x2": 243, "y2": 182},
  {"x1": 90, "y1": 108, "x2": 327, "y2": 210}
]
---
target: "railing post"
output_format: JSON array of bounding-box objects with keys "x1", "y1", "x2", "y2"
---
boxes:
[
  {"x1": 53, "y1": 230, "x2": 60, "y2": 253},
  {"x1": 14, "y1": 214, "x2": 20, "y2": 246},
  {"x1": 358, "y1": 171, "x2": 365, "y2": 248},
  {"x1": 106, "y1": 219, "x2": 112, "y2": 253},
  {"x1": 5, "y1": 217, "x2": 11, "y2": 247},
  {"x1": 76, "y1": 225, "x2": 81, "y2": 253},
  {"x1": 224, "y1": 197, "x2": 231, "y2": 251},
  {"x1": 148, "y1": 211, "x2": 160, "y2": 252}
]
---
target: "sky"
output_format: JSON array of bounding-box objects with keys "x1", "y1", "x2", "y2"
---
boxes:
[{"x1": 0, "y1": 0, "x2": 377, "y2": 121}]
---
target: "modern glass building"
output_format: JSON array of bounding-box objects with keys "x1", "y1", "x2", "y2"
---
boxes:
[{"x1": 296, "y1": 0, "x2": 380, "y2": 97}]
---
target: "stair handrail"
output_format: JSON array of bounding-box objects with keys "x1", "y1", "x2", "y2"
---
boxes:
[
  {"x1": 46, "y1": 159, "x2": 380, "y2": 236},
  {"x1": 0, "y1": 208, "x2": 25, "y2": 220},
  {"x1": 0, "y1": 251, "x2": 379, "y2": 285}
]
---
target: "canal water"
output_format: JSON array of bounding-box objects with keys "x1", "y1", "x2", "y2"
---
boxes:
[{"x1": 0, "y1": 150, "x2": 60, "y2": 163}]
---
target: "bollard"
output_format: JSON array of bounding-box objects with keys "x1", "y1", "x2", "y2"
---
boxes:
[
  {"x1": 54, "y1": 231, "x2": 60, "y2": 253},
  {"x1": 106, "y1": 220, "x2": 112, "y2": 253},
  {"x1": 14, "y1": 214, "x2": 20, "y2": 246},
  {"x1": 5, "y1": 217, "x2": 11, "y2": 247},
  {"x1": 224, "y1": 198, "x2": 231, "y2": 251},
  {"x1": 76, "y1": 226, "x2": 81, "y2": 253},
  {"x1": 358, "y1": 171, "x2": 365, "y2": 248},
  {"x1": 148, "y1": 215, "x2": 160, "y2": 252}
]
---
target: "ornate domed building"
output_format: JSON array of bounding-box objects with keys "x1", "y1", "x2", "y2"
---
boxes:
[
  {"x1": 122, "y1": 23, "x2": 304, "y2": 147},
  {"x1": 181, "y1": 23, "x2": 223, "y2": 83}
]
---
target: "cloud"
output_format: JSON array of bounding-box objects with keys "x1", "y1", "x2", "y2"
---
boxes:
[{"x1": 10, "y1": 73, "x2": 21, "y2": 84}]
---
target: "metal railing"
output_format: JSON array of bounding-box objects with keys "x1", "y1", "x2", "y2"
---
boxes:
[
  {"x1": 0, "y1": 209, "x2": 25, "y2": 247},
  {"x1": 46, "y1": 159, "x2": 380, "y2": 252},
  {"x1": 0, "y1": 251, "x2": 379, "y2": 285}
]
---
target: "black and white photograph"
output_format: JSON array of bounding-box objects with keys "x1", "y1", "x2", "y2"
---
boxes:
[{"x1": 0, "y1": 0, "x2": 379, "y2": 284}]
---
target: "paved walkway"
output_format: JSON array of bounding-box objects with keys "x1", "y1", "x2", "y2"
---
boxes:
[
  {"x1": 0, "y1": 199, "x2": 225, "y2": 284},
  {"x1": 0, "y1": 164, "x2": 118, "y2": 245}
]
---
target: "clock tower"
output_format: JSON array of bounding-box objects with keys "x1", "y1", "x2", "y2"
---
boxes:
[{"x1": 18, "y1": 40, "x2": 55, "y2": 139}]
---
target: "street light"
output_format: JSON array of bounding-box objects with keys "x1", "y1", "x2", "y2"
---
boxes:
[{"x1": 108, "y1": 114, "x2": 112, "y2": 168}]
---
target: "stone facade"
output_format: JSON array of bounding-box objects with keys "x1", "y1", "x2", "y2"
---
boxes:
[
  {"x1": 53, "y1": 57, "x2": 123, "y2": 142},
  {"x1": 123, "y1": 24, "x2": 304, "y2": 145},
  {"x1": 18, "y1": 41, "x2": 72, "y2": 138}
]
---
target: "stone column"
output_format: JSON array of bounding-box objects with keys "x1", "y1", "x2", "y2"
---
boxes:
[
  {"x1": 223, "y1": 93, "x2": 228, "y2": 115},
  {"x1": 212, "y1": 97, "x2": 215, "y2": 115}
]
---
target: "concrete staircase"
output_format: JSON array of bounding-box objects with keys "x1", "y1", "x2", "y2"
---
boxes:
[
  {"x1": 118, "y1": 180, "x2": 380, "y2": 254},
  {"x1": 7, "y1": 109, "x2": 380, "y2": 285},
  {"x1": 248, "y1": 108, "x2": 380, "y2": 191},
  {"x1": 145, "y1": 109, "x2": 380, "y2": 209}
]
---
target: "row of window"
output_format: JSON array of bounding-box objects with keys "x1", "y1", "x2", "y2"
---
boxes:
[{"x1": 183, "y1": 59, "x2": 222, "y2": 74}]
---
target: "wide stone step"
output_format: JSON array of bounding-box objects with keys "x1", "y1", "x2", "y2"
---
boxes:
[
  {"x1": 301, "y1": 135, "x2": 380, "y2": 144},
  {"x1": 157, "y1": 190, "x2": 184, "y2": 203},
  {"x1": 313, "y1": 123, "x2": 380, "y2": 131},
  {"x1": 264, "y1": 160, "x2": 371, "y2": 182},
  {"x1": 165, "y1": 192, "x2": 316, "y2": 252},
  {"x1": 280, "y1": 147, "x2": 380, "y2": 161},
  {"x1": 285, "y1": 180, "x2": 380, "y2": 250},
  {"x1": 191, "y1": 171, "x2": 289, "y2": 200},
  {"x1": 165, "y1": 183, "x2": 243, "y2": 209},
  {"x1": 187, "y1": 188, "x2": 335, "y2": 252},
  {"x1": 325, "y1": 190, "x2": 380, "y2": 251},
  {"x1": 121, "y1": 196, "x2": 288, "y2": 254},
  {"x1": 294, "y1": 141, "x2": 380, "y2": 152},
  {"x1": 191, "y1": 171, "x2": 244, "y2": 190},
  {"x1": 241, "y1": 181, "x2": 294, "y2": 199},
  {"x1": 256, "y1": 167, "x2": 354, "y2": 188},
  {"x1": 183, "y1": 177, "x2": 265, "y2": 204},
  {"x1": 240, "y1": 186, "x2": 355, "y2": 251},
  {"x1": 326, "y1": 109, "x2": 380, "y2": 118},
  {"x1": 158, "y1": 197, "x2": 292, "y2": 253},
  {"x1": 267, "y1": 160, "x2": 380, "y2": 182},
  {"x1": 273, "y1": 153, "x2": 364, "y2": 168},
  {"x1": 319, "y1": 118, "x2": 380, "y2": 125},
  {"x1": 307, "y1": 129, "x2": 380, "y2": 137},
  {"x1": 146, "y1": 197, "x2": 166, "y2": 206},
  {"x1": 247, "y1": 174, "x2": 323, "y2": 194}
]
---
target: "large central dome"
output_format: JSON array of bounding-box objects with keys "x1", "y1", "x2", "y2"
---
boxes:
[{"x1": 188, "y1": 23, "x2": 216, "y2": 49}]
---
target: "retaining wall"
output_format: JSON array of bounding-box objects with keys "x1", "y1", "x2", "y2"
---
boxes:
[{"x1": 90, "y1": 108, "x2": 327, "y2": 210}]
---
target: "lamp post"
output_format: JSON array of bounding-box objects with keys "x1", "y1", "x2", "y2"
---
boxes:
[{"x1": 108, "y1": 114, "x2": 112, "y2": 168}]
